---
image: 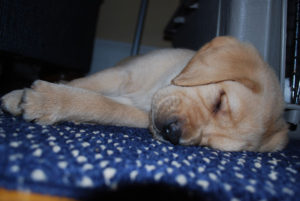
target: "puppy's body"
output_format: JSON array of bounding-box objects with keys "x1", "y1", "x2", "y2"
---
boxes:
[
  {"x1": 2, "y1": 48, "x2": 194, "y2": 127},
  {"x1": 1, "y1": 37, "x2": 288, "y2": 152}
]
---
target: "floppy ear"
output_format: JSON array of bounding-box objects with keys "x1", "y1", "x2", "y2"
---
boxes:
[{"x1": 172, "y1": 36, "x2": 263, "y2": 93}]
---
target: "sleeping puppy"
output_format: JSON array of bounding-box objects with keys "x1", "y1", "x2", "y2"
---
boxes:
[{"x1": 1, "y1": 36, "x2": 288, "y2": 152}]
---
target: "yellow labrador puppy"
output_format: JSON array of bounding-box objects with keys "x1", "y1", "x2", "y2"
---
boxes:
[{"x1": 1, "y1": 36, "x2": 288, "y2": 152}]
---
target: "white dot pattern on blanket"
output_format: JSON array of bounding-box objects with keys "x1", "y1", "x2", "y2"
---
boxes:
[
  {"x1": 31, "y1": 169, "x2": 47, "y2": 182},
  {"x1": 0, "y1": 112, "x2": 300, "y2": 201}
]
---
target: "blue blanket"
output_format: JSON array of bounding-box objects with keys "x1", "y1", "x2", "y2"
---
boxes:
[{"x1": 0, "y1": 108, "x2": 300, "y2": 201}]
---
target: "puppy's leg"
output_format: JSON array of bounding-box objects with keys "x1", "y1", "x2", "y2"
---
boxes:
[
  {"x1": 2, "y1": 67, "x2": 130, "y2": 117},
  {"x1": 66, "y1": 68, "x2": 129, "y2": 94},
  {"x1": 20, "y1": 80, "x2": 149, "y2": 127},
  {"x1": 1, "y1": 89, "x2": 24, "y2": 115}
]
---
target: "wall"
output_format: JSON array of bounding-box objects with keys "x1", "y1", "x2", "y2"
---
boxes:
[
  {"x1": 95, "y1": 0, "x2": 180, "y2": 48},
  {"x1": 90, "y1": 0, "x2": 180, "y2": 73}
]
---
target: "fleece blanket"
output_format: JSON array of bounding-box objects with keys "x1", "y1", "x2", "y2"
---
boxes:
[{"x1": 0, "y1": 108, "x2": 300, "y2": 201}]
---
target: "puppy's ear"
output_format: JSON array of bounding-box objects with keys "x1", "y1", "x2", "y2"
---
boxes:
[{"x1": 172, "y1": 36, "x2": 263, "y2": 93}]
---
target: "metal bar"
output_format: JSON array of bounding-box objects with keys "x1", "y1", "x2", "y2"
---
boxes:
[
  {"x1": 131, "y1": 0, "x2": 148, "y2": 56},
  {"x1": 215, "y1": 0, "x2": 222, "y2": 37},
  {"x1": 280, "y1": 0, "x2": 287, "y2": 98},
  {"x1": 291, "y1": 0, "x2": 300, "y2": 104}
]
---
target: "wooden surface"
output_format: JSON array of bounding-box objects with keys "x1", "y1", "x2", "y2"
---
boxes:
[{"x1": 0, "y1": 188, "x2": 77, "y2": 201}]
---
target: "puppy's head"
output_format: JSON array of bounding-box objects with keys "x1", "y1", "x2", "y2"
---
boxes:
[{"x1": 150, "y1": 36, "x2": 288, "y2": 152}]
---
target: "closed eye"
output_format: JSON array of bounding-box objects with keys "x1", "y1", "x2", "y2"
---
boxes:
[
  {"x1": 213, "y1": 99, "x2": 222, "y2": 113},
  {"x1": 213, "y1": 90, "x2": 225, "y2": 114}
]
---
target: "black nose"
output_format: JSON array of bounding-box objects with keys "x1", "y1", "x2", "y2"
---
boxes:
[{"x1": 161, "y1": 120, "x2": 182, "y2": 145}]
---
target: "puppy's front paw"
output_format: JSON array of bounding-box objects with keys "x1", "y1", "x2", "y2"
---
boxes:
[
  {"x1": 21, "y1": 80, "x2": 62, "y2": 125},
  {"x1": 1, "y1": 89, "x2": 24, "y2": 115}
]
